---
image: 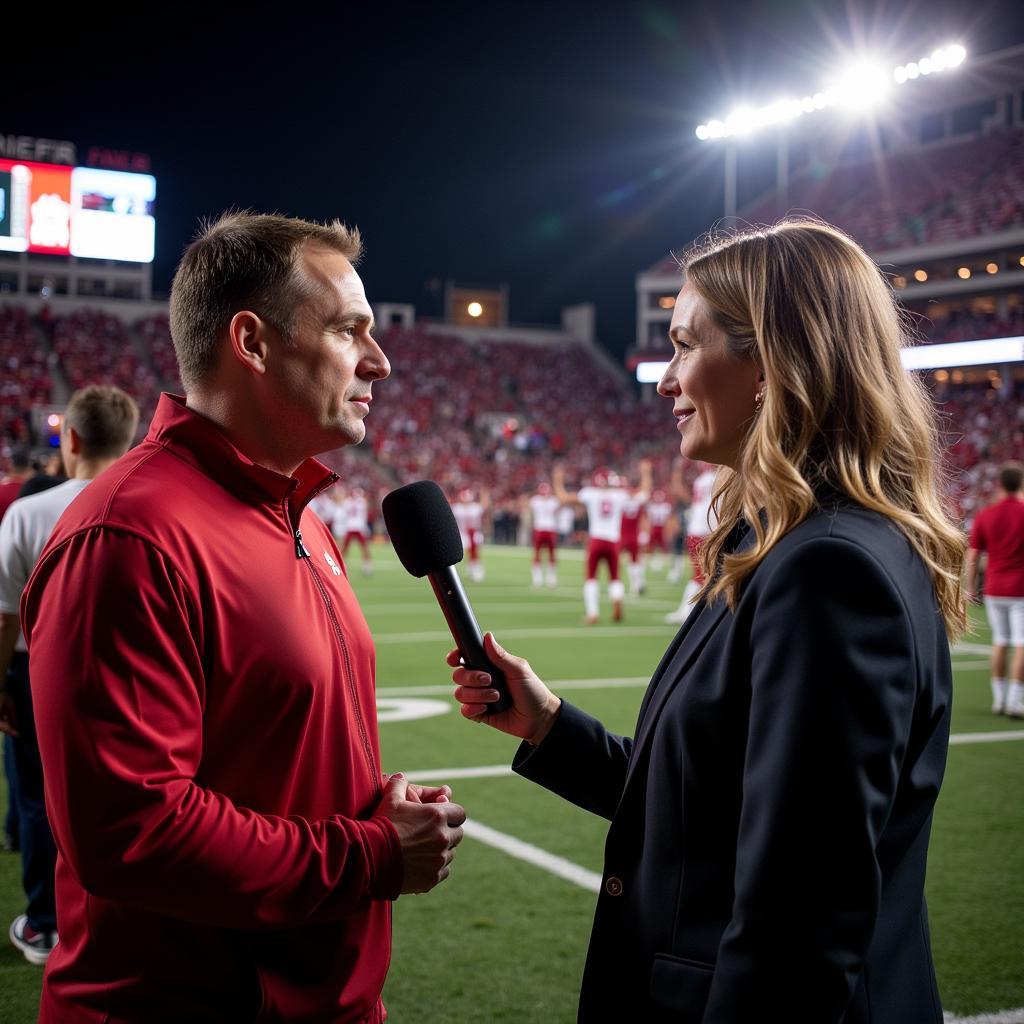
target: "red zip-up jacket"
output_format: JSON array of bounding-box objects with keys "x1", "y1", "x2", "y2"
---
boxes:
[{"x1": 22, "y1": 395, "x2": 403, "y2": 1023}]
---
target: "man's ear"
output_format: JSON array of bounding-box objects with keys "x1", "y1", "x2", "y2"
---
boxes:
[
  {"x1": 227, "y1": 311, "x2": 271, "y2": 376},
  {"x1": 66, "y1": 426, "x2": 83, "y2": 455}
]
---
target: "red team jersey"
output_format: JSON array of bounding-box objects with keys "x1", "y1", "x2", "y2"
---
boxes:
[{"x1": 970, "y1": 496, "x2": 1024, "y2": 597}]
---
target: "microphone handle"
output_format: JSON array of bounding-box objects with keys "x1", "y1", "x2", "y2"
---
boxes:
[{"x1": 428, "y1": 566, "x2": 513, "y2": 715}]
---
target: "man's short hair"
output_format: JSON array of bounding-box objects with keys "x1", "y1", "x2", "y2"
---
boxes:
[
  {"x1": 64, "y1": 386, "x2": 139, "y2": 460},
  {"x1": 999, "y1": 462, "x2": 1024, "y2": 494},
  {"x1": 169, "y1": 211, "x2": 363, "y2": 390}
]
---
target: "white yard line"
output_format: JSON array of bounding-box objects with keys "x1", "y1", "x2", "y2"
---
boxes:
[
  {"x1": 379, "y1": 676, "x2": 651, "y2": 697},
  {"x1": 949, "y1": 730, "x2": 1024, "y2": 745},
  {"x1": 361, "y1": 599, "x2": 592, "y2": 613},
  {"x1": 372, "y1": 626, "x2": 994, "y2": 648},
  {"x1": 953, "y1": 642, "x2": 995, "y2": 655},
  {"x1": 462, "y1": 819, "x2": 601, "y2": 893},
  {"x1": 404, "y1": 729, "x2": 1024, "y2": 784},
  {"x1": 946, "y1": 1011, "x2": 1024, "y2": 1023},
  {"x1": 374, "y1": 625, "x2": 675, "y2": 644},
  {"x1": 406, "y1": 764, "x2": 513, "y2": 782}
]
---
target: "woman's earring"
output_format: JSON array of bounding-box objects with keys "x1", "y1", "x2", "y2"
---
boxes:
[{"x1": 754, "y1": 389, "x2": 765, "y2": 414}]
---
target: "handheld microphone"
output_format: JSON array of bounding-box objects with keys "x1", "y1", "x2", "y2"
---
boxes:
[{"x1": 381, "y1": 481, "x2": 512, "y2": 715}]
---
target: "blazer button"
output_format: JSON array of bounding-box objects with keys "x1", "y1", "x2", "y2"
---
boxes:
[{"x1": 605, "y1": 876, "x2": 623, "y2": 897}]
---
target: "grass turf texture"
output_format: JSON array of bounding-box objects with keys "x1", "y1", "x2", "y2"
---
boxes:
[{"x1": 0, "y1": 544, "x2": 1020, "y2": 1022}]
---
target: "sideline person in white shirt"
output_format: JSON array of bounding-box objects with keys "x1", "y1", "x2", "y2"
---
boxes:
[{"x1": 0, "y1": 386, "x2": 138, "y2": 966}]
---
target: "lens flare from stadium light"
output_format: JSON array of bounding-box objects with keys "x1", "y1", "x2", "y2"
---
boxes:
[
  {"x1": 47, "y1": 414, "x2": 61, "y2": 428},
  {"x1": 467, "y1": 302, "x2": 483, "y2": 318},
  {"x1": 834, "y1": 63, "x2": 890, "y2": 109},
  {"x1": 892, "y1": 43, "x2": 966, "y2": 86},
  {"x1": 695, "y1": 42, "x2": 967, "y2": 140}
]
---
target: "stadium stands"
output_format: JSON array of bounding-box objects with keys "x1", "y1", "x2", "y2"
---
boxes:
[
  {"x1": 51, "y1": 309, "x2": 161, "y2": 430},
  {"x1": 0, "y1": 306, "x2": 50, "y2": 444},
  {"x1": 935, "y1": 377, "x2": 1024, "y2": 525},
  {"x1": 745, "y1": 130, "x2": 1024, "y2": 251},
  {"x1": 911, "y1": 301, "x2": 1024, "y2": 344},
  {"x1": 367, "y1": 325, "x2": 669, "y2": 500},
  {"x1": 136, "y1": 313, "x2": 180, "y2": 391},
  {"x1": 0, "y1": 302, "x2": 1017, "y2": 534}
]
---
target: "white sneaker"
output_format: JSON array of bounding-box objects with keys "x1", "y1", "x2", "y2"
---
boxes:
[
  {"x1": 663, "y1": 607, "x2": 688, "y2": 624},
  {"x1": 1006, "y1": 699, "x2": 1024, "y2": 720},
  {"x1": 9, "y1": 915, "x2": 57, "y2": 965}
]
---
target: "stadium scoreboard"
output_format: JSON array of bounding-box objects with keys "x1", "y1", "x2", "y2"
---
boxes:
[{"x1": 0, "y1": 157, "x2": 156, "y2": 263}]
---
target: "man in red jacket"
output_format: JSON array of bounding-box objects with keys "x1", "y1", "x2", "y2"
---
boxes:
[
  {"x1": 967, "y1": 461, "x2": 1024, "y2": 718},
  {"x1": 22, "y1": 212, "x2": 466, "y2": 1023}
]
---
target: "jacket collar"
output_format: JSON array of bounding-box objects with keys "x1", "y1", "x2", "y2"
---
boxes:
[{"x1": 146, "y1": 394, "x2": 338, "y2": 516}]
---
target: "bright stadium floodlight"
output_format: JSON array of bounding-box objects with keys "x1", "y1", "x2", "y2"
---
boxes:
[
  {"x1": 834, "y1": 62, "x2": 890, "y2": 109},
  {"x1": 892, "y1": 43, "x2": 966, "y2": 87},
  {"x1": 694, "y1": 41, "x2": 967, "y2": 140}
]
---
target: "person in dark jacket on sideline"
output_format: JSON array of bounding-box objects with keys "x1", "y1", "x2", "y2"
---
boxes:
[{"x1": 450, "y1": 220, "x2": 964, "y2": 1023}]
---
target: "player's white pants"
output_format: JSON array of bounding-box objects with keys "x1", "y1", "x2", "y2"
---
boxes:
[{"x1": 628, "y1": 561, "x2": 645, "y2": 595}]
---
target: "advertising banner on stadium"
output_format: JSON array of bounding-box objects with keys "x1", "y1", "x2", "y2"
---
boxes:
[{"x1": 0, "y1": 158, "x2": 156, "y2": 263}]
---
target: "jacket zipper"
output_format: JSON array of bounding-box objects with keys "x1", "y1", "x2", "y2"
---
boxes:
[{"x1": 291, "y1": 509, "x2": 380, "y2": 798}]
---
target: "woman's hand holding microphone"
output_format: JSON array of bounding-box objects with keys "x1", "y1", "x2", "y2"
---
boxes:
[{"x1": 447, "y1": 632, "x2": 561, "y2": 746}]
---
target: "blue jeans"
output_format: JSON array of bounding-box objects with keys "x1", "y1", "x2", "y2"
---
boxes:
[{"x1": 6, "y1": 653, "x2": 56, "y2": 932}]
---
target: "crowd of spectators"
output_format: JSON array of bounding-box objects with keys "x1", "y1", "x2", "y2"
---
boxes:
[
  {"x1": 912, "y1": 302, "x2": 1024, "y2": 344},
  {"x1": 366, "y1": 326, "x2": 672, "y2": 504},
  {"x1": 933, "y1": 377, "x2": 1024, "y2": 527},
  {"x1": 0, "y1": 303, "x2": 1019, "y2": 538},
  {"x1": 0, "y1": 307, "x2": 50, "y2": 444},
  {"x1": 747, "y1": 129, "x2": 1024, "y2": 253},
  {"x1": 136, "y1": 313, "x2": 180, "y2": 391},
  {"x1": 51, "y1": 310, "x2": 160, "y2": 430}
]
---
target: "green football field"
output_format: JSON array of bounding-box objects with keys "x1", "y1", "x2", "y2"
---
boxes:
[{"x1": 1, "y1": 543, "x2": 1021, "y2": 1022}]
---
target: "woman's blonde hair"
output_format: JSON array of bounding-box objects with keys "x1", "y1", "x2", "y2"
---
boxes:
[{"x1": 686, "y1": 219, "x2": 966, "y2": 640}]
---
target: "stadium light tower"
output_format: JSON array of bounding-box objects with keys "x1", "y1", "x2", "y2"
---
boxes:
[{"x1": 695, "y1": 43, "x2": 967, "y2": 219}]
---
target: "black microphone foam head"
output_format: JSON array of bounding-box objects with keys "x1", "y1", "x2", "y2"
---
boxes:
[{"x1": 382, "y1": 480, "x2": 464, "y2": 578}]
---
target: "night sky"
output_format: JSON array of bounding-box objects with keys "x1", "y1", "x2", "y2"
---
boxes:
[{"x1": 9, "y1": 0, "x2": 1024, "y2": 359}]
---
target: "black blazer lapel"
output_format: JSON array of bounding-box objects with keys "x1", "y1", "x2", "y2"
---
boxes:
[
  {"x1": 623, "y1": 519, "x2": 754, "y2": 794},
  {"x1": 624, "y1": 598, "x2": 730, "y2": 793},
  {"x1": 634, "y1": 597, "x2": 707, "y2": 727}
]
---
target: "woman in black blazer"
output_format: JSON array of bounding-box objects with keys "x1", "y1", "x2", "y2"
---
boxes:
[{"x1": 449, "y1": 220, "x2": 967, "y2": 1023}]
